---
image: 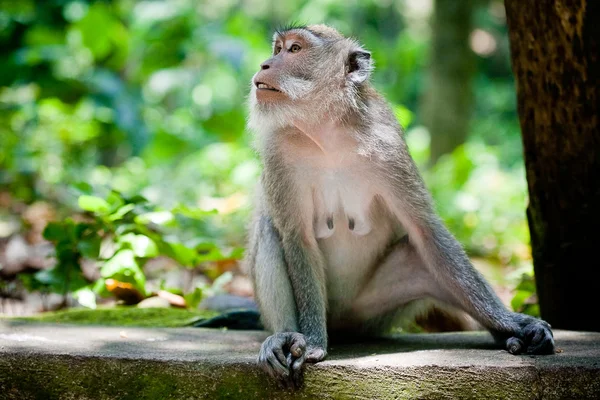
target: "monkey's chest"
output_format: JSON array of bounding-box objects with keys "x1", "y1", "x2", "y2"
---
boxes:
[{"x1": 309, "y1": 169, "x2": 376, "y2": 239}]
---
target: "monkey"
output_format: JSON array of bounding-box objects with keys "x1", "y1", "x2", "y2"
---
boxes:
[{"x1": 244, "y1": 24, "x2": 554, "y2": 389}]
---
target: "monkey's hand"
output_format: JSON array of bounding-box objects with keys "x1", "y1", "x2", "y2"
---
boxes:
[
  {"x1": 502, "y1": 314, "x2": 555, "y2": 355},
  {"x1": 258, "y1": 332, "x2": 327, "y2": 389}
]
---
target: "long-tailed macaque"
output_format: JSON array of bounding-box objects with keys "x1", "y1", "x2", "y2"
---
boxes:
[{"x1": 245, "y1": 24, "x2": 554, "y2": 388}]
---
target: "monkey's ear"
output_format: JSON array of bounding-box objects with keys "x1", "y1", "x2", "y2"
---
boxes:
[{"x1": 347, "y1": 50, "x2": 372, "y2": 85}]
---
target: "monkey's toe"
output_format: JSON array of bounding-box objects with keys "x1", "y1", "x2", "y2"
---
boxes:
[
  {"x1": 522, "y1": 321, "x2": 555, "y2": 354},
  {"x1": 305, "y1": 346, "x2": 327, "y2": 363},
  {"x1": 506, "y1": 318, "x2": 555, "y2": 355}
]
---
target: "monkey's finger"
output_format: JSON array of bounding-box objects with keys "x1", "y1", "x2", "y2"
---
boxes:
[
  {"x1": 258, "y1": 353, "x2": 279, "y2": 379},
  {"x1": 290, "y1": 353, "x2": 307, "y2": 389},
  {"x1": 272, "y1": 346, "x2": 288, "y2": 369},
  {"x1": 530, "y1": 328, "x2": 545, "y2": 345},
  {"x1": 289, "y1": 339, "x2": 305, "y2": 358},
  {"x1": 506, "y1": 337, "x2": 524, "y2": 355},
  {"x1": 524, "y1": 323, "x2": 555, "y2": 354},
  {"x1": 266, "y1": 351, "x2": 290, "y2": 379}
]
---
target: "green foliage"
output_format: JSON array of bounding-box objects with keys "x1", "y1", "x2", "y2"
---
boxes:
[
  {"x1": 510, "y1": 271, "x2": 540, "y2": 317},
  {"x1": 423, "y1": 141, "x2": 530, "y2": 264},
  {"x1": 35, "y1": 219, "x2": 94, "y2": 296},
  {"x1": 37, "y1": 189, "x2": 242, "y2": 307},
  {"x1": 1, "y1": 0, "x2": 537, "y2": 312}
]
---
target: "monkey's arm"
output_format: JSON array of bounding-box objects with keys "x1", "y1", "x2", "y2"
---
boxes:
[
  {"x1": 252, "y1": 173, "x2": 328, "y2": 387},
  {"x1": 383, "y1": 149, "x2": 554, "y2": 355},
  {"x1": 249, "y1": 213, "x2": 298, "y2": 333},
  {"x1": 280, "y1": 233, "x2": 328, "y2": 350}
]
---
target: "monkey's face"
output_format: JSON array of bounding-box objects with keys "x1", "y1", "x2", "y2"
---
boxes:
[
  {"x1": 248, "y1": 25, "x2": 373, "y2": 132},
  {"x1": 252, "y1": 32, "x2": 322, "y2": 105}
]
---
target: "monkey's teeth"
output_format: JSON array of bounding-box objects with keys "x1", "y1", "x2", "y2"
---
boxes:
[{"x1": 257, "y1": 83, "x2": 277, "y2": 91}]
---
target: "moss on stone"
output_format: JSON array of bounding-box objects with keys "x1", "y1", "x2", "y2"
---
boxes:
[
  {"x1": 8, "y1": 306, "x2": 217, "y2": 327},
  {"x1": 0, "y1": 352, "x2": 545, "y2": 400},
  {"x1": 0, "y1": 353, "x2": 274, "y2": 400}
]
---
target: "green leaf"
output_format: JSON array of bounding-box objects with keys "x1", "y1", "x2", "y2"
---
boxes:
[
  {"x1": 108, "y1": 203, "x2": 136, "y2": 221},
  {"x1": 100, "y1": 249, "x2": 137, "y2": 276},
  {"x1": 515, "y1": 274, "x2": 536, "y2": 292},
  {"x1": 124, "y1": 195, "x2": 149, "y2": 204},
  {"x1": 92, "y1": 278, "x2": 109, "y2": 297},
  {"x1": 74, "y1": 222, "x2": 93, "y2": 239},
  {"x1": 74, "y1": 287, "x2": 97, "y2": 309},
  {"x1": 119, "y1": 233, "x2": 158, "y2": 258},
  {"x1": 71, "y1": 182, "x2": 93, "y2": 195},
  {"x1": 18, "y1": 273, "x2": 46, "y2": 292},
  {"x1": 77, "y1": 237, "x2": 102, "y2": 259},
  {"x1": 100, "y1": 250, "x2": 146, "y2": 295},
  {"x1": 172, "y1": 204, "x2": 218, "y2": 220},
  {"x1": 511, "y1": 290, "x2": 530, "y2": 312},
  {"x1": 194, "y1": 244, "x2": 244, "y2": 263},
  {"x1": 195, "y1": 247, "x2": 225, "y2": 263},
  {"x1": 106, "y1": 191, "x2": 125, "y2": 212},
  {"x1": 228, "y1": 247, "x2": 245, "y2": 260},
  {"x1": 184, "y1": 287, "x2": 204, "y2": 309},
  {"x1": 78, "y1": 195, "x2": 110, "y2": 214},
  {"x1": 43, "y1": 222, "x2": 68, "y2": 242},
  {"x1": 135, "y1": 211, "x2": 174, "y2": 225},
  {"x1": 167, "y1": 242, "x2": 197, "y2": 267},
  {"x1": 74, "y1": 2, "x2": 116, "y2": 60},
  {"x1": 34, "y1": 263, "x2": 88, "y2": 294}
]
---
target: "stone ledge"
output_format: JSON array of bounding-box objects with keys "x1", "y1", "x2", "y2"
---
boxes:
[{"x1": 0, "y1": 321, "x2": 599, "y2": 399}]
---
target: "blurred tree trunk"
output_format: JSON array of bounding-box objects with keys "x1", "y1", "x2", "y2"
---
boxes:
[
  {"x1": 505, "y1": 0, "x2": 600, "y2": 331},
  {"x1": 421, "y1": 0, "x2": 475, "y2": 165}
]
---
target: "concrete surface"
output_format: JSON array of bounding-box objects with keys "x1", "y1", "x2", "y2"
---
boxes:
[{"x1": 0, "y1": 321, "x2": 599, "y2": 399}]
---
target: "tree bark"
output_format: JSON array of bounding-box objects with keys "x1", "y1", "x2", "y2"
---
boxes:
[
  {"x1": 421, "y1": 0, "x2": 475, "y2": 165},
  {"x1": 505, "y1": 0, "x2": 600, "y2": 331}
]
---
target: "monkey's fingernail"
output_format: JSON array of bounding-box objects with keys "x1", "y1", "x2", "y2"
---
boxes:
[
  {"x1": 327, "y1": 217, "x2": 334, "y2": 230},
  {"x1": 348, "y1": 218, "x2": 355, "y2": 230},
  {"x1": 291, "y1": 348, "x2": 303, "y2": 357}
]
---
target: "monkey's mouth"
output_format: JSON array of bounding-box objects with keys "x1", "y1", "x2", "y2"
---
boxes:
[{"x1": 255, "y1": 82, "x2": 281, "y2": 92}]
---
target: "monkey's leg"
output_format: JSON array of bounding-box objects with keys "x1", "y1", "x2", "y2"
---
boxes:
[
  {"x1": 425, "y1": 219, "x2": 552, "y2": 354},
  {"x1": 389, "y1": 207, "x2": 553, "y2": 354},
  {"x1": 352, "y1": 237, "x2": 435, "y2": 323},
  {"x1": 381, "y1": 162, "x2": 554, "y2": 355},
  {"x1": 354, "y1": 232, "x2": 553, "y2": 355},
  {"x1": 252, "y1": 215, "x2": 326, "y2": 388}
]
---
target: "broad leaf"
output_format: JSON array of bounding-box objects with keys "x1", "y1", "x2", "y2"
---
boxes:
[{"x1": 78, "y1": 195, "x2": 110, "y2": 214}]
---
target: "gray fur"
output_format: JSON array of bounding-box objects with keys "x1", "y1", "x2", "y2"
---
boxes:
[{"x1": 245, "y1": 24, "x2": 554, "y2": 388}]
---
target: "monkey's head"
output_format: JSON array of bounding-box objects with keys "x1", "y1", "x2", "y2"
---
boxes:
[{"x1": 248, "y1": 24, "x2": 373, "y2": 132}]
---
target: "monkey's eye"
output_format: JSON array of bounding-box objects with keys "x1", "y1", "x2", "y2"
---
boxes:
[
  {"x1": 274, "y1": 46, "x2": 282, "y2": 55},
  {"x1": 289, "y1": 44, "x2": 301, "y2": 53}
]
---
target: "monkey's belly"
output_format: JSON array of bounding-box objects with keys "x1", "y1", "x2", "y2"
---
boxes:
[
  {"x1": 318, "y1": 203, "x2": 399, "y2": 315},
  {"x1": 311, "y1": 172, "x2": 400, "y2": 313},
  {"x1": 312, "y1": 171, "x2": 374, "y2": 239}
]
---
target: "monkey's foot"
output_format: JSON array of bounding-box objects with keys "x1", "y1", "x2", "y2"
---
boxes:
[
  {"x1": 257, "y1": 332, "x2": 326, "y2": 389},
  {"x1": 504, "y1": 315, "x2": 555, "y2": 355}
]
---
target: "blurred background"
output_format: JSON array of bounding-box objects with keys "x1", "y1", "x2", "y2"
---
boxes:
[{"x1": 0, "y1": 0, "x2": 538, "y2": 323}]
